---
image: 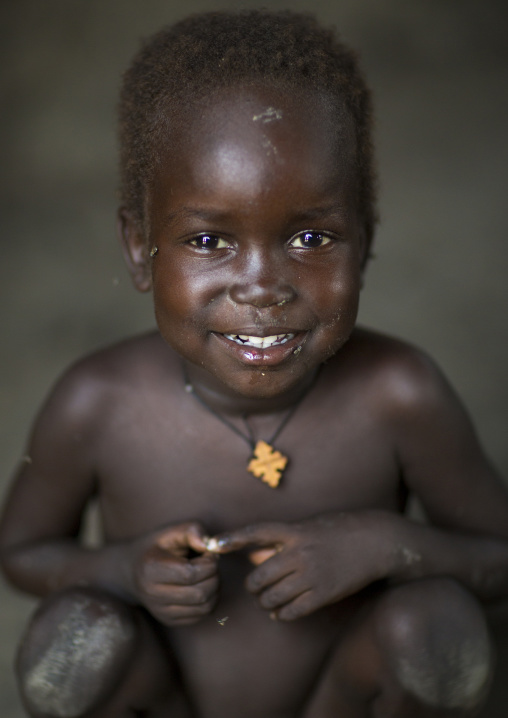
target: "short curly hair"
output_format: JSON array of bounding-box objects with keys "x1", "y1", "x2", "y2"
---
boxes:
[{"x1": 118, "y1": 10, "x2": 377, "y2": 254}]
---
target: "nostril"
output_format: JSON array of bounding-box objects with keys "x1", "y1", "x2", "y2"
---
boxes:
[{"x1": 229, "y1": 282, "x2": 295, "y2": 308}]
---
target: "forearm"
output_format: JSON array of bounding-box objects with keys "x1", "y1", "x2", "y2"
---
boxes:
[
  {"x1": 0, "y1": 538, "x2": 135, "y2": 601},
  {"x1": 387, "y1": 513, "x2": 508, "y2": 602}
]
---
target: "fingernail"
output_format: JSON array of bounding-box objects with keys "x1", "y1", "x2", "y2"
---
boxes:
[{"x1": 269, "y1": 611, "x2": 278, "y2": 621}]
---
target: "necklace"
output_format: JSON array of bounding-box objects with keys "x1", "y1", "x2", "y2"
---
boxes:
[{"x1": 183, "y1": 366, "x2": 312, "y2": 488}]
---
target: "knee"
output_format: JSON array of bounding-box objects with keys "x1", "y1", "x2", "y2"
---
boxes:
[
  {"x1": 16, "y1": 587, "x2": 138, "y2": 718},
  {"x1": 374, "y1": 578, "x2": 494, "y2": 712}
]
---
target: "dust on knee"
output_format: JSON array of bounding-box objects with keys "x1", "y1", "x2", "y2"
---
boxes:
[
  {"x1": 18, "y1": 588, "x2": 137, "y2": 718},
  {"x1": 376, "y1": 579, "x2": 493, "y2": 711},
  {"x1": 396, "y1": 634, "x2": 491, "y2": 710}
]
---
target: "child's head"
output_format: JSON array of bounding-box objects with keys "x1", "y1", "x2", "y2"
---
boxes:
[
  {"x1": 118, "y1": 10, "x2": 377, "y2": 398},
  {"x1": 118, "y1": 10, "x2": 377, "y2": 258}
]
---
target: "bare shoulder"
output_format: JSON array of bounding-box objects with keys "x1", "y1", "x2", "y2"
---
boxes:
[
  {"x1": 56, "y1": 330, "x2": 176, "y2": 391},
  {"x1": 0, "y1": 333, "x2": 178, "y2": 547},
  {"x1": 332, "y1": 326, "x2": 456, "y2": 415},
  {"x1": 38, "y1": 331, "x2": 176, "y2": 428},
  {"x1": 22, "y1": 331, "x2": 180, "y2": 476},
  {"x1": 340, "y1": 329, "x2": 508, "y2": 535}
]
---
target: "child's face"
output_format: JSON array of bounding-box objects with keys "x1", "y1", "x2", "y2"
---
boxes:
[{"x1": 128, "y1": 85, "x2": 366, "y2": 400}]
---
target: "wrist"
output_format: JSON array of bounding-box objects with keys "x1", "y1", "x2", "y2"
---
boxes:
[
  {"x1": 341, "y1": 509, "x2": 423, "y2": 584},
  {"x1": 109, "y1": 540, "x2": 139, "y2": 603},
  {"x1": 383, "y1": 514, "x2": 428, "y2": 583}
]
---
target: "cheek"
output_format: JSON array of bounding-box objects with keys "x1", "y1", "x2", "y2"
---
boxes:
[
  {"x1": 152, "y1": 261, "x2": 201, "y2": 316},
  {"x1": 151, "y1": 269, "x2": 195, "y2": 337},
  {"x1": 151, "y1": 262, "x2": 223, "y2": 350},
  {"x1": 312, "y1": 263, "x2": 361, "y2": 325},
  {"x1": 306, "y1": 267, "x2": 361, "y2": 359}
]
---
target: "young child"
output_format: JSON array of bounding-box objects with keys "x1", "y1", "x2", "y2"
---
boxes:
[{"x1": 2, "y1": 10, "x2": 508, "y2": 718}]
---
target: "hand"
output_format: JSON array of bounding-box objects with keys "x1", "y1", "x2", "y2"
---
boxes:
[
  {"x1": 130, "y1": 522, "x2": 219, "y2": 626},
  {"x1": 209, "y1": 512, "x2": 394, "y2": 620}
]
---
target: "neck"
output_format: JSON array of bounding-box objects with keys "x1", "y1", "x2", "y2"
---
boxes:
[{"x1": 182, "y1": 362, "x2": 319, "y2": 416}]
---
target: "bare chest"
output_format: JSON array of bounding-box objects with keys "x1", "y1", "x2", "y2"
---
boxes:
[{"x1": 94, "y1": 387, "x2": 403, "y2": 539}]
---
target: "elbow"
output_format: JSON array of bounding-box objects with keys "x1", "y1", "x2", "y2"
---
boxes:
[
  {"x1": 0, "y1": 540, "x2": 48, "y2": 597},
  {"x1": 0, "y1": 542, "x2": 29, "y2": 591}
]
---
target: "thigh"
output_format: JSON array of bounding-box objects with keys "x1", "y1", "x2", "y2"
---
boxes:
[
  {"x1": 300, "y1": 589, "x2": 380, "y2": 718},
  {"x1": 88, "y1": 608, "x2": 193, "y2": 718}
]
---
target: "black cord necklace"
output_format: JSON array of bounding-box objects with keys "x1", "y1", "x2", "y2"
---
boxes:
[{"x1": 183, "y1": 365, "x2": 313, "y2": 488}]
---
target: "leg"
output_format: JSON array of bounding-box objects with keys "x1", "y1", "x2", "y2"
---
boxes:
[
  {"x1": 16, "y1": 587, "x2": 191, "y2": 718},
  {"x1": 303, "y1": 578, "x2": 494, "y2": 718}
]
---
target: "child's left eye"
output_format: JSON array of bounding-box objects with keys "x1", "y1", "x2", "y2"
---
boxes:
[
  {"x1": 189, "y1": 234, "x2": 231, "y2": 250},
  {"x1": 289, "y1": 231, "x2": 333, "y2": 249}
]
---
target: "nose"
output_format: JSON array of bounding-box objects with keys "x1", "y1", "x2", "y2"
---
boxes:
[
  {"x1": 229, "y1": 280, "x2": 295, "y2": 308},
  {"x1": 228, "y1": 249, "x2": 296, "y2": 308}
]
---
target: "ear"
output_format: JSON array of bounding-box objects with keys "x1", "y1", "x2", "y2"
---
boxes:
[{"x1": 117, "y1": 207, "x2": 152, "y2": 292}]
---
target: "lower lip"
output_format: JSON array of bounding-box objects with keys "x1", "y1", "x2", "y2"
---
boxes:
[{"x1": 212, "y1": 332, "x2": 306, "y2": 366}]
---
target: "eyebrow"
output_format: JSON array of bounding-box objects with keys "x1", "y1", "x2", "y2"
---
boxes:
[
  {"x1": 162, "y1": 207, "x2": 231, "y2": 227},
  {"x1": 289, "y1": 204, "x2": 348, "y2": 222},
  {"x1": 162, "y1": 203, "x2": 348, "y2": 227}
]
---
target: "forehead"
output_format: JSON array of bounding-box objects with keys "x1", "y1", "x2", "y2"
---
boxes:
[{"x1": 152, "y1": 84, "x2": 358, "y2": 211}]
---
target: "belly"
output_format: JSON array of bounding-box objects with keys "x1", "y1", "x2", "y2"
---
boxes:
[{"x1": 163, "y1": 555, "x2": 363, "y2": 718}]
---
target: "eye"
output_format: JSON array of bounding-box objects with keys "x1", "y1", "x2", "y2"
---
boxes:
[
  {"x1": 189, "y1": 234, "x2": 231, "y2": 250},
  {"x1": 289, "y1": 231, "x2": 333, "y2": 249}
]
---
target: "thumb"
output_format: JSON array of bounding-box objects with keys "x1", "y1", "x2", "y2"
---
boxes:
[
  {"x1": 156, "y1": 522, "x2": 209, "y2": 555},
  {"x1": 205, "y1": 522, "x2": 289, "y2": 554}
]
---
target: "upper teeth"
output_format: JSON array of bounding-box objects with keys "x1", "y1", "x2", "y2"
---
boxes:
[{"x1": 224, "y1": 333, "x2": 294, "y2": 349}]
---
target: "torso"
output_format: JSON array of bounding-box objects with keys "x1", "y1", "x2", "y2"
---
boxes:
[
  {"x1": 82, "y1": 327, "x2": 409, "y2": 716},
  {"x1": 93, "y1": 330, "x2": 406, "y2": 538}
]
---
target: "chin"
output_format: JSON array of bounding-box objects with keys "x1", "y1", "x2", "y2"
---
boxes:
[{"x1": 221, "y1": 364, "x2": 315, "y2": 401}]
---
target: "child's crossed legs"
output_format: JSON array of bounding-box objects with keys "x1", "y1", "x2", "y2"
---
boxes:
[{"x1": 16, "y1": 579, "x2": 492, "y2": 718}]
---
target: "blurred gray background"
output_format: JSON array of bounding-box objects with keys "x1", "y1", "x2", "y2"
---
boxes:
[{"x1": 1, "y1": 0, "x2": 507, "y2": 715}]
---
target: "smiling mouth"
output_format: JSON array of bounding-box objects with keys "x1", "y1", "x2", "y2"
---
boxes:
[{"x1": 223, "y1": 333, "x2": 295, "y2": 349}]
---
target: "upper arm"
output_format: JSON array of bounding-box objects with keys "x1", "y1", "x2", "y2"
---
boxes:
[
  {"x1": 383, "y1": 346, "x2": 508, "y2": 539},
  {"x1": 0, "y1": 361, "x2": 104, "y2": 550}
]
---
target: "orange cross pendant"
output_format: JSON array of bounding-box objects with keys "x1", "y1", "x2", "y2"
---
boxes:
[{"x1": 247, "y1": 440, "x2": 288, "y2": 488}]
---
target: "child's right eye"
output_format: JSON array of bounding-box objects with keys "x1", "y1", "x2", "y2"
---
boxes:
[{"x1": 189, "y1": 234, "x2": 231, "y2": 250}]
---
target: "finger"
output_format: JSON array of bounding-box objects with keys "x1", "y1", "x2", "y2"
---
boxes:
[
  {"x1": 186, "y1": 524, "x2": 213, "y2": 554},
  {"x1": 248, "y1": 548, "x2": 278, "y2": 565},
  {"x1": 274, "y1": 591, "x2": 315, "y2": 621},
  {"x1": 156, "y1": 597, "x2": 218, "y2": 625},
  {"x1": 245, "y1": 553, "x2": 294, "y2": 594},
  {"x1": 145, "y1": 576, "x2": 219, "y2": 605},
  {"x1": 165, "y1": 617, "x2": 203, "y2": 626},
  {"x1": 144, "y1": 553, "x2": 217, "y2": 586},
  {"x1": 258, "y1": 574, "x2": 307, "y2": 611},
  {"x1": 207, "y1": 522, "x2": 290, "y2": 554},
  {"x1": 156, "y1": 522, "x2": 209, "y2": 554}
]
